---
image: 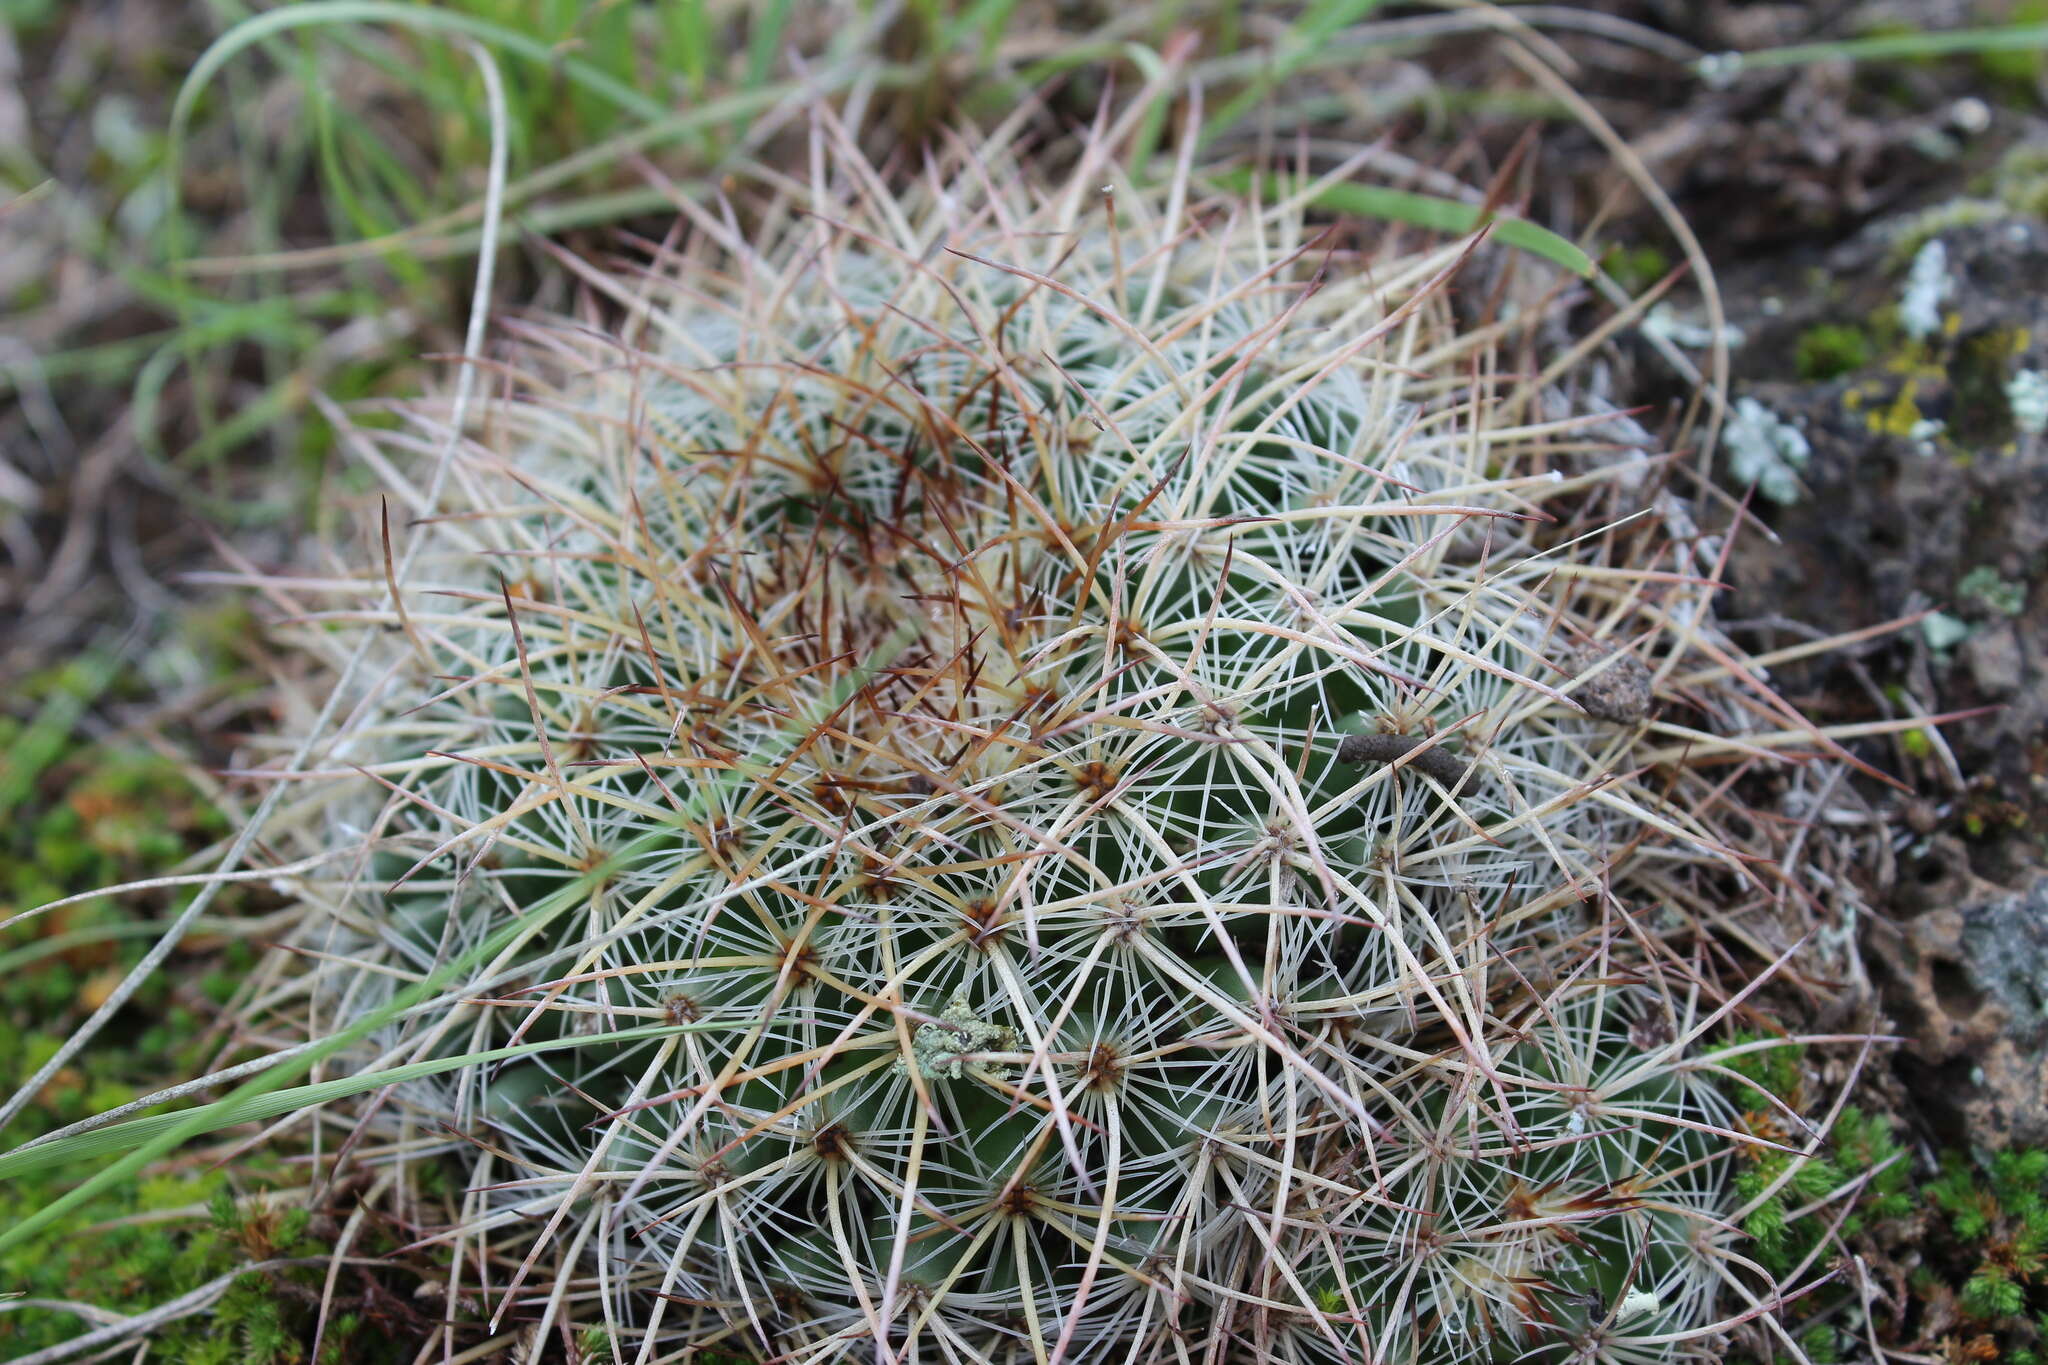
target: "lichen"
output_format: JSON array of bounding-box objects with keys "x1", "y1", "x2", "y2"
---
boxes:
[
  {"x1": 1886, "y1": 200, "x2": 2008, "y2": 266},
  {"x1": 1957, "y1": 566, "x2": 2027, "y2": 618},
  {"x1": 1724, "y1": 396, "x2": 1812, "y2": 504},
  {"x1": 902, "y1": 993, "x2": 1017, "y2": 1080},
  {"x1": 1880, "y1": 140, "x2": 2048, "y2": 265},
  {"x1": 2008, "y1": 368, "x2": 2048, "y2": 437},
  {"x1": 1619, "y1": 1287, "x2": 1663, "y2": 1321},
  {"x1": 1899, "y1": 239, "x2": 1953, "y2": 343},
  {"x1": 1993, "y1": 139, "x2": 2048, "y2": 218},
  {"x1": 1851, "y1": 373, "x2": 1944, "y2": 443},
  {"x1": 1922, "y1": 611, "x2": 1972, "y2": 652},
  {"x1": 1696, "y1": 50, "x2": 1743, "y2": 88},
  {"x1": 1643, "y1": 303, "x2": 1745, "y2": 351}
]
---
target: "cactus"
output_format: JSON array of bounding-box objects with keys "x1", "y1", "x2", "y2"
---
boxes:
[{"x1": 271, "y1": 120, "x2": 1789, "y2": 1364}]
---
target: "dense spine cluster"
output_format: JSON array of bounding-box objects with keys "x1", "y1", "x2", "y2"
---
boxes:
[{"x1": 287, "y1": 123, "x2": 1779, "y2": 1364}]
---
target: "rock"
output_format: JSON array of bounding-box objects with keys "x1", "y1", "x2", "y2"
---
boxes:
[
  {"x1": 1961, "y1": 623, "x2": 2025, "y2": 696},
  {"x1": 1871, "y1": 838, "x2": 2048, "y2": 1147}
]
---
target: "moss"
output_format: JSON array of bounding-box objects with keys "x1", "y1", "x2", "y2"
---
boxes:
[
  {"x1": 1887, "y1": 199, "x2": 2010, "y2": 266},
  {"x1": 1720, "y1": 1110, "x2": 2048, "y2": 1365},
  {"x1": 3, "y1": 1171, "x2": 274, "y2": 1359},
  {"x1": 1995, "y1": 140, "x2": 2048, "y2": 218},
  {"x1": 0, "y1": 1136, "x2": 449, "y2": 1361},
  {"x1": 1601, "y1": 242, "x2": 1671, "y2": 294},
  {"x1": 0, "y1": 703, "x2": 415, "y2": 1358},
  {"x1": 0, "y1": 745, "x2": 230, "y2": 1095},
  {"x1": 1927, "y1": 1148, "x2": 2048, "y2": 1349},
  {"x1": 1795, "y1": 323, "x2": 1875, "y2": 380}
]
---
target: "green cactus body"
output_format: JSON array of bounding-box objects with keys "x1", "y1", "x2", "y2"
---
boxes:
[{"x1": 296, "y1": 131, "x2": 1763, "y2": 1364}]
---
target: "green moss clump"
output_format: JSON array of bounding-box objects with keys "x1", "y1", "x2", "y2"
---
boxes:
[
  {"x1": 1602, "y1": 242, "x2": 1672, "y2": 294},
  {"x1": 1927, "y1": 1147, "x2": 2048, "y2": 1359},
  {"x1": 1714, "y1": 1075, "x2": 2048, "y2": 1365},
  {"x1": 0, "y1": 1174, "x2": 359, "y2": 1362},
  {"x1": 1795, "y1": 323, "x2": 1875, "y2": 380},
  {"x1": 0, "y1": 741, "x2": 232, "y2": 1120},
  {"x1": 0, "y1": 681, "x2": 427, "y2": 1359}
]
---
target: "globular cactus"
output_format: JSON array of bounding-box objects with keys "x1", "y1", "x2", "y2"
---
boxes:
[{"x1": 275, "y1": 116, "x2": 1783, "y2": 1364}]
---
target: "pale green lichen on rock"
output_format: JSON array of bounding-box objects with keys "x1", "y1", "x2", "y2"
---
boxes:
[
  {"x1": 1886, "y1": 199, "x2": 2008, "y2": 265},
  {"x1": 1725, "y1": 395, "x2": 1813, "y2": 503},
  {"x1": 1992, "y1": 139, "x2": 2048, "y2": 219},
  {"x1": 1900, "y1": 238, "x2": 1954, "y2": 343},
  {"x1": 1957, "y1": 566, "x2": 2027, "y2": 618},
  {"x1": 1923, "y1": 611, "x2": 1974, "y2": 651},
  {"x1": 2007, "y1": 368, "x2": 2048, "y2": 436},
  {"x1": 1884, "y1": 143, "x2": 2048, "y2": 264},
  {"x1": 1644, "y1": 302, "x2": 1745, "y2": 350}
]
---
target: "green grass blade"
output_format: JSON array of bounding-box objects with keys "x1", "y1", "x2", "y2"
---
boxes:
[
  {"x1": 941, "y1": 0, "x2": 1021, "y2": 60},
  {"x1": 1200, "y1": 0, "x2": 1386, "y2": 145},
  {"x1": 170, "y1": 1, "x2": 667, "y2": 140},
  {"x1": 660, "y1": 0, "x2": 713, "y2": 98},
  {"x1": 746, "y1": 0, "x2": 799, "y2": 90},
  {"x1": 1702, "y1": 22, "x2": 2048, "y2": 74},
  {"x1": 0, "y1": 1024, "x2": 708, "y2": 1181},
  {"x1": 1214, "y1": 170, "x2": 1596, "y2": 278}
]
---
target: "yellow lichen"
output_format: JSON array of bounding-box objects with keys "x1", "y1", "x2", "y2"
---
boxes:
[{"x1": 1865, "y1": 379, "x2": 1925, "y2": 438}]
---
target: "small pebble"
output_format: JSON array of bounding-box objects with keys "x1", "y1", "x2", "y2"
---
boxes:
[{"x1": 1950, "y1": 97, "x2": 1992, "y2": 135}]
